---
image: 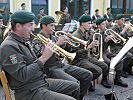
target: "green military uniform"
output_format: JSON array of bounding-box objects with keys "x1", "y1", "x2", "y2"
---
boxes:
[
  {"x1": 0, "y1": 11, "x2": 80, "y2": 100},
  {"x1": 105, "y1": 14, "x2": 131, "y2": 87},
  {"x1": 95, "y1": 17, "x2": 111, "y2": 66},
  {"x1": 32, "y1": 15, "x2": 93, "y2": 99},
  {"x1": 112, "y1": 15, "x2": 133, "y2": 78},
  {"x1": 71, "y1": 15, "x2": 111, "y2": 88},
  {"x1": 106, "y1": 18, "x2": 113, "y2": 29}
]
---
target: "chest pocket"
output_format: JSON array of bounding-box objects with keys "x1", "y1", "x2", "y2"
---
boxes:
[{"x1": 20, "y1": 44, "x2": 36, "y2": 65}]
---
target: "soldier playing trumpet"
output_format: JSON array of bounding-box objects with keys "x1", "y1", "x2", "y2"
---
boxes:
[
  {"x1": 71, "y1": 15, "x2": 111, "y2": 89},
  {"x1": 32, "y1": 15, "x2": 93, "y2": 100}
]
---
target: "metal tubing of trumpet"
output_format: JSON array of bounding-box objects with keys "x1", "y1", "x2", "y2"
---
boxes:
[
  {"x1": 105, "y1": 29, "x2": 127, "y2": 44},
  {"x1": 54, "y1": 30, "x2": 88, "y2": 47},
  {"x1": 30, "y1": 33, "x2": 76, "y2": 63}
]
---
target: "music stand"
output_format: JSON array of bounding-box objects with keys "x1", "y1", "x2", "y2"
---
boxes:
[
  {"x1": 62, "y1": 23, "x2": 77, "y2": 33},
  {"x1": 104, "y1": 37, "x2": 133, "y2": 100}
]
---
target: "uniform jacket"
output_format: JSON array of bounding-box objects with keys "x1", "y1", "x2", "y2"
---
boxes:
[{"x1": 0, "y1": 32, "x2": 47, "y2": 99}]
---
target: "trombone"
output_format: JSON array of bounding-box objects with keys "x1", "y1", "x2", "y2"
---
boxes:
[
  {"x1": 30, "y1": 32, "x2": 76, "y2": 63},
  {"x1": 105, "y1": 29, "x2": 127, "y2": 44}
]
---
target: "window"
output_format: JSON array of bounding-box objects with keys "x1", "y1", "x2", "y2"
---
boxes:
[{"x1": 32, "y1": 0, "x2": 46, "y2": 4}]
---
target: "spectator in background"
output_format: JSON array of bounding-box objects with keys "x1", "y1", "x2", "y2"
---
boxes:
[
  {"x1": 103, "y1": 8, "x2": 112, "y2": 19},
  {"x1": 20, "y1": 3, "x2": 27, "y2": 10},
  {"x1": 37, "y1": 8, "x2": 46, "y2": 25},
  {"x1": 92, "y1": 9, "x2": 101, "y2": 20},
  {"x1": 83, "y1": 8, "x2": 89, "y2": 15},
  {"x1": 0, "y1": 14, "x2": 6, "y2": 44},
  {"x1": 55, "y1": 6, "x2": 71, "y2": 31}
]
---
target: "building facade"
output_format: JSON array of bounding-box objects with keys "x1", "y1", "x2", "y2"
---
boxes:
[{"x1": 0, "y1": 0, "x2": 132, "y2": 24}]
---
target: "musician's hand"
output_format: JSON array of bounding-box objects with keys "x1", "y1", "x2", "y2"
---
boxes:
[
  {"x1": 87, "y1": 40, "x2": 99, "y2": 49},
  {"x1": 38, "y1": 41, "x2": 55, "y2": 64},
  {"x1": 105, "y1": 35, "x2": 113, "y2": 42},
  {"x1": 89, "y1": 29, "x2": 95, "y2": 35},
  {"x1": 121, "y1": 25, "x2": 130, "y2": 35},
  {"x1": 56, "y1": 35, "x2": 70, "y2": 46}
]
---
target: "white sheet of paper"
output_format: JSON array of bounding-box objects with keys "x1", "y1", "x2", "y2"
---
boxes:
[{"x1": 110, "y1": 37, "x2": 133, "y2": 69}]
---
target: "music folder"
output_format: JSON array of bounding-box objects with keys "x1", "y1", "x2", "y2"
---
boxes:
[{"x1": 110, "y1": 37, "x2": 133, "y2": 69}]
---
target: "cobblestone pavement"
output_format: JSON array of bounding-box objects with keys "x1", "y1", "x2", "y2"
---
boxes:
[{"x1": 83, "y1": 74, "x2": 133, "y2": 100}]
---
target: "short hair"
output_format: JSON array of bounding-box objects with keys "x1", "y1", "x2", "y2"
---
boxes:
[
  {"x1": 95, "y1": 9, "x2": 99, "y2": 12},
  {"x1": 62, "y1": 6, "x2": 67, "y2": 12},
  {"x1": 84, "y1": 8, "x2": 89, "y2": 11},
  {"x1": 40, "y1": 8, "x2": 44, "y2": 10},
  {"x1": 21, "y1": 3, "x2": 25, "y2": 7},
  {"x1": 107, "y1": 8, "x2": 111, "y2": 11}
]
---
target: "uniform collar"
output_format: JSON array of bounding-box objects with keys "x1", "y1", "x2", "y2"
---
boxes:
[
  {"x1": 10, "y1": 32, "x2": 27, "y2": 44},
  {"x1": 78, "y1": 27, "x2": 86, "y2": 35},
  {"x1": 40, "y1": 31, "x2": 52, "y2": 39}
]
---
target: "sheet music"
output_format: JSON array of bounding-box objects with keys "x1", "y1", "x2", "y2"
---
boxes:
[
  {"x1": 62, "y1": 23, "x2": 76, "y2": 32},
  {"x1": 110, "y1": 37, "x2": 133, "y2": 69}
]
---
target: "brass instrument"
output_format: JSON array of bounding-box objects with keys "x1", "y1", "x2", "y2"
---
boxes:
[
  {"x1": 55, "y1": 11, "x2": 66, "y2": 25},
  {"x1": 92, "y1": 33, "x2": 104, "y2": 61},
  {"x1": 54, "y1": 30, "x2": 88, "y2": 48},
  {"x1": 3, "y1": 20, "x2": 11, "y2": 40},
  {"x1": 0, "y1": 24, "x2": 7, "y2": 28},
  {"x1": 124, "y1": 22, "x2": 133, "y2": 31},
  {"x1": 30, "y1": 32, "x2": 76, "y2": 63},
  {"x1": 105, "y1": 29, "x2": 127, "y2": 44},
  {"x1": 2, "y1": 11, "x2": 12, "y2": 40}
]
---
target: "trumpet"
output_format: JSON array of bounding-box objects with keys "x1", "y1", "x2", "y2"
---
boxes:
[
  {"x1": 105, "y1": 29, "x2": 127, "y2": 44},
  {"x1": 54, "y1": 30, "x2": 88, "y2": 48},
  {"x1": 30, "y1": 32, "x2": 76, "y2": 63},
  {"x1": 124, "y1": 22, "x2": 133, "y2": 31},
  {"x1": 92, "y1": 33, "x2": 104, "y2": 61}
]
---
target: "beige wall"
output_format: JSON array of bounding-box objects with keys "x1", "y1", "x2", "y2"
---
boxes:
[
  {"x1": 10, "y1": 0, "x2": 31, "y2": 13},
  {"x1": 91, "y1": 0, "x2": 110, "y2": 16},
  {"x1": 48, "y1": 0, "x2": 60, "y2": 19}
]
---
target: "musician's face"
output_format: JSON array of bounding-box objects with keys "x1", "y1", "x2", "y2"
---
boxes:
[
  {"x1": 16, "y1": 21, "x2": 34, "y2": 40},
  {"x1": 46, "y1": 23, "x2": 55, "y2": 35},
  {"x1": 0, "y1": 19, "x2": 3, "y2": 25},
  {"x1": 64, "y1": 7, "x2": 68, "y2": 13},
  {"x1": 82, "y1": 21, "x2": 92, "y2": 30},
  {"x1": 99, "y1": 21, "x2": 106, "y2": 31},
  {"x1": 117, "y1": 18, "x2": 125, "y2": 26}
]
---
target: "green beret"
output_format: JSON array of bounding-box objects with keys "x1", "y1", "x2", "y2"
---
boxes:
[
  {"x1": 92, "y1": 20, "x2": 96, "y2": 23},
  {"x1": 125, "y1": 18, "x2": 130, "y2": 21},
  {"x1": 40, "y1": 15, "x2": 55, "y2": 25},
  {"x1": 107, "y1": 18, "x2": 113, "y2": 22},
  {"x1": 115, "y1": 14, "x2": 124, "y2": 20},
  {"x1": 78, "y1": 15, "x2": 91, "y2": 22},
  {"x1": 96, "y1": 17, "x2": 105, "y2": 25},
  {"x1": 0, "y1": 14, "x2": 3, "y2": 19},
  {"x1": 11, "y1": 10, "x2": 35, "y2": 23}
]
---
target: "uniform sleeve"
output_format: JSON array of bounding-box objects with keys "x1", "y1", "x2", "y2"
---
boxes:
[{"x1": 0, "y1": 44, "x2": 43, "y2": 82}]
